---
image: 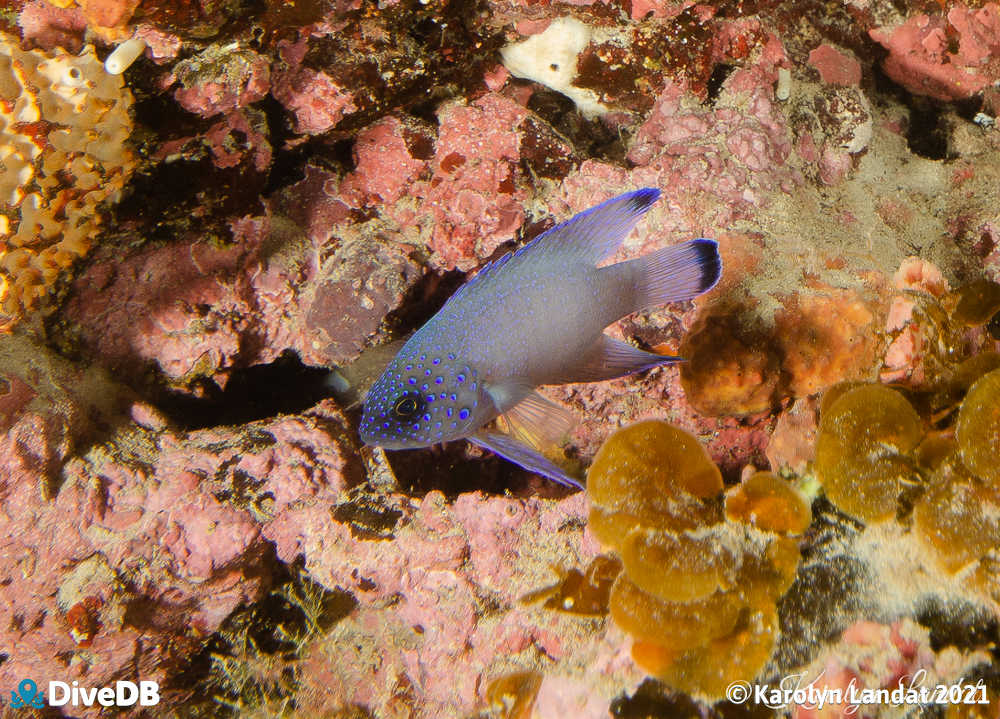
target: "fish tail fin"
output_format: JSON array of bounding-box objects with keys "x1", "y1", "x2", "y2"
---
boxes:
[{"x1": 633, "y1": 238, "x2": 721, "y2": 311}]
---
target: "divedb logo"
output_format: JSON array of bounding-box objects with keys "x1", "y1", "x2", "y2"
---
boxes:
[{"x1": 10, "y1": 678, "x2": 160, "y2": 709}]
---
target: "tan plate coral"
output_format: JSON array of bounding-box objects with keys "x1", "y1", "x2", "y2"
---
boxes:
[
  {"x1": 814, "y1": 383, "x2": 924, "y2": 523},
  {"x1": 0, "y1": 32, "x2": 135, "y2": 331},
  {"x1": 914, "y1": 367, "x2": 1000, "y2": 599},
  {"x1": 586, "y1": 420, "x2": 809, "y2": 700},
  {"x1": 814, "y1": 362, "x2": 1000, "y2": 603}
]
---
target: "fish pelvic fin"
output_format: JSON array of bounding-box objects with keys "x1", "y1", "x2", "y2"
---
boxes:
[
  {"x1": 631, "y1": 238, "x2": 722, "y2": 311},
  {"x1": 469, "y1": 430, "x2": 584, "y2": 489},
  {"x1": 558, "y1": 334, "x2": 682, "y2": 384}
]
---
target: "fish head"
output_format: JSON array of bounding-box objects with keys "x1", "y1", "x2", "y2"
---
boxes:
[{"x1": 360, "y1": 354, "x2": 494, "y2": 449}]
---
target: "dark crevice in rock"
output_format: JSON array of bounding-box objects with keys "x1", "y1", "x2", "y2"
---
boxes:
[
  {"x1": 382, "y1": 267, "x2": 468, "y2": 340},
  {"x1": 771, "y1": 499, "x2": 870, "y2": 672},
  {"x1": 260, "y1": 95, "x2": 355, "y2": 198},
  {"x1": 705, "y1": 63, "x2": 735, "y2": 106},
  {"x1": 871, "y1": 64, "x2": 966, "y2": 161},
  {"x1": 610, "y1": 679, "x2": 709, "y2": 719},
  {"x1": 152, "y1": 350, "x2": 335, "y2": 430},
  {"x1": 526, "y1": 87, "x2": 629, "y2": 165},
  {"x1": 383, "y1": 439, "x2": 579, "y2": 500},
  {"x1": 906, "y1": 101, "x2": 953, "y2": 160},
  {"x1": 915, "y1": 596, "x2": 1000, "y2": 653}
]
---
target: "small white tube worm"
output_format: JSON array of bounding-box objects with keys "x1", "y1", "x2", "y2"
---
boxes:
[{"x1": 105, "y1": 37, "x2": 146, "y2": 75}]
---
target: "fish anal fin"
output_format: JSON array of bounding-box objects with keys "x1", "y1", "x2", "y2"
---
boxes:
[
  {"x1": 469, "y1": 430, "x2": 583, "y2": 489},
  {"x1": 559, "y1": 334, "x2": 681, "y2": 384}
]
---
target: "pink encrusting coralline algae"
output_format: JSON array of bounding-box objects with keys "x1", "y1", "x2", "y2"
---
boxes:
[{"x1": 4, "y1": 0, "x2": 1000, "y2": 715}]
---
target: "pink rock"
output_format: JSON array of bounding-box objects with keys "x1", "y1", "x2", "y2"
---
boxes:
[
  {"x1": 0, "y1": 336, "x2": 131, "y2": 490},
  {"x1": 765, "y1": 397, "x2": 819, "y2": 475},
  {"x1": 17, "y1": 0, "x2": 86, "y2": 52},
  {"x1": 885, "y1": 295, "x2": 916, "y2": 333},
  {"x1": 818, "y1": 146, "x2": 853, "y2": 185},
  {"x1": 304, "y1": 235, "x2": 423, "y2": 366},
  {"x1": 64, "y1": 214, "x2": 325, "y2": 384},
  {"x1": 128, "y1": 401, "x2": 169, "y2": 431},
  {"x1": 808, "y1": 44, "x2": 862, "y2": 86},
  {"x1": 880, "y1": 258, "x2": 953, "y2": 385},
  {"x1": 272, "y1": 37, "x2": 358, "y2": 134},
  {"x1": 871, "y1": 5, "x2": 1000, "y2": 101},
  {"x1": 0, "y1": 373, "x2": 37, "y2": 433},
  {"x1": 483, "y1": 63, "x2": 509, "y2": 91},
  {"x1": 203, "y1": 109, "x2": 273, "y2": 171},
  {"x1": 339, "y1": 116, "x2": 431, "y2": 205},
  {"x1": 414, "y1": 93, "x2": 531, "y2": 271},
  {"x1": 67, "y1": 238, "x2": 250, "y2": 381},
  {"x1": 514, "y1": 18, "x2": 551, "y2": 35},
  {"x1": 624, "y1": 68, "x2": 795, "y2": 241},
  {"x1": 133, "y1": 23, "x2": 181, "y2": 62},
  {"x1": 172, "y1": 46, "x2": 271, "y2": 118},
  {"x1": 268, "y1": 164, "x2": 354, "y2": 250},
  {"x1": 791, "y1": 619, "x2": 985, "y2": 719},
  {"x1": 279, "y1": 488, "x2": 641, "y2": 719},
  {"x1": 0, "y1": 389, "x2": 359, "y2": 708},
  {"x1": 893, "y1": 256, "x2": 950, "y2": 297}
]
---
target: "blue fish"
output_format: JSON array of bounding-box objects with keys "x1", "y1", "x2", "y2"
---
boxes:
[{"x1": 359, "y1": 188, "x2": 721, "y2": 488}]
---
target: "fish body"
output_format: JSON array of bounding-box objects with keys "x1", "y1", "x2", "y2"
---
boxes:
[{"x1": 359, "y1": 188, "x2": 722, "y2": 487}]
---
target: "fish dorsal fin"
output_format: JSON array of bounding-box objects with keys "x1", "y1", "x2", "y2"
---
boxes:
[
  {"x1": 443, "y1": 189, "x2": 661, "y2": 308},
  {"x1": 527, "y1": 188, "x2": 661, "y2": 266}
]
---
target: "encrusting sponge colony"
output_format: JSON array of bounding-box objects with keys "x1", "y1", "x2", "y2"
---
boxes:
[{"x1": 0, "y1": 32, "x2": 135, "y2": 331}]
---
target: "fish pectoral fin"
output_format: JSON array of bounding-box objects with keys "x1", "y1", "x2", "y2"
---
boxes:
[
  {"x1": 559, "y1": 334, "x2": 683, "y2": 384},
  {"x1": 502, "y1": 391, "x2": 578, "y2": 448},
  {"x1": 484, "y1": 377, "x2": 534, "y2": 413},
  {"x1": 469, "y1": 430, "x2": 584, "y2": 489}
]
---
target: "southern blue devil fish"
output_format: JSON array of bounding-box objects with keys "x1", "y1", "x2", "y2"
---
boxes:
[{"x1": 359, "y1": 188, "x2": 721, "y2": 488}]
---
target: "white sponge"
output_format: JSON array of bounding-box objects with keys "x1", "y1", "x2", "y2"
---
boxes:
[{"x1": 500, "y1": 17, "x2": 608, "y2": 117}]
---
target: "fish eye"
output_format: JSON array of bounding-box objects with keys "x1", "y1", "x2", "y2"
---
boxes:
[{"x1": 392, "y1": 394, "x2": 422, "y2": 419}]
